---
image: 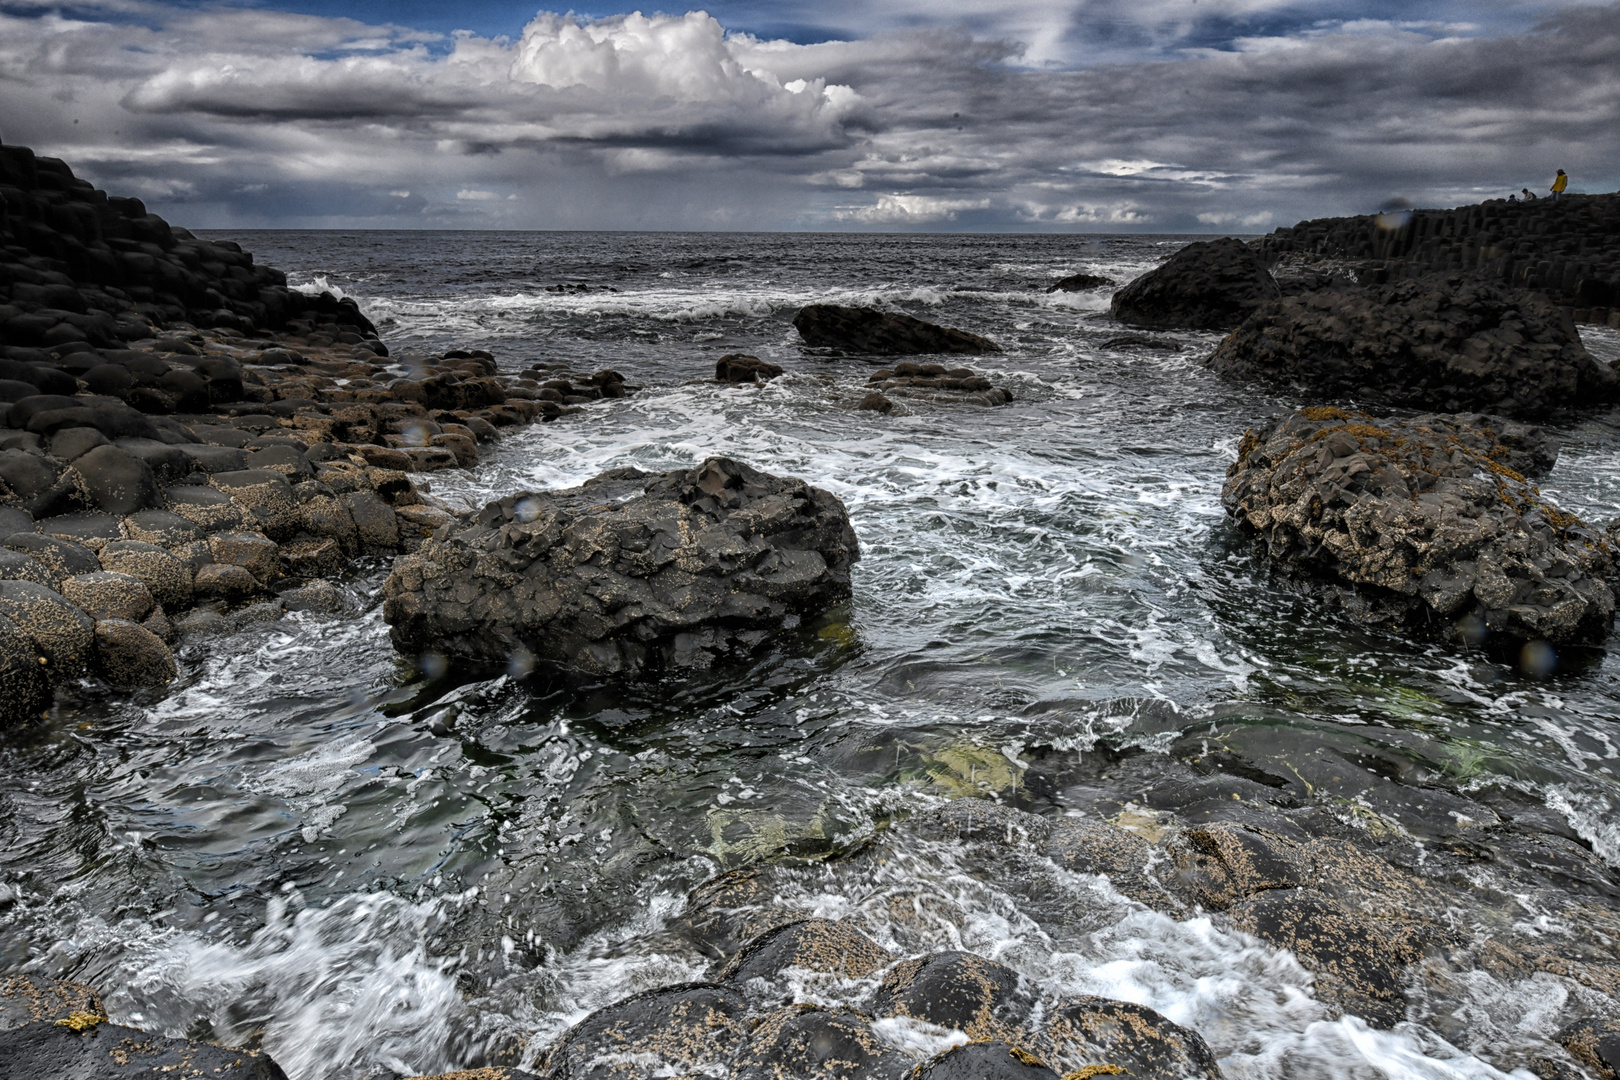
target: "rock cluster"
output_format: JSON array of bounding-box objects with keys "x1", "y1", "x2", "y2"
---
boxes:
[
  {"x1": 495, "y1": 910, "x2": 1223, "y2": 1080},
  {"x1": 1206, "y1": 275, "x2": 1618, "y2": 418},
  {"x1": 861, "y1": 361, "x2": 1014, "y2": 411},
  {"x1": 1223, "y1": 407, "x2": 1614, "y2": 647},
  {"x1": 1109, "y1": 237, "x2": 1280, "y2": 331},
  {"x1": 382, "y1": 457, "x2": 860, "y2": 677},
  {"x1": 793, "y1": 304, "x2": 1000, "y2": 356},
  {"x1": 0, "y1": 973, "x2": 286, "y2": 1079},
  {"x1": 1257, "y1": 193, "x2": 1620, "y2": 327}
]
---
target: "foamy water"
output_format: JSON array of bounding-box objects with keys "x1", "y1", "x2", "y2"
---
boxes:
[{"x1": 0, "y1": 230, "x2": 1614, "y2": 1079}]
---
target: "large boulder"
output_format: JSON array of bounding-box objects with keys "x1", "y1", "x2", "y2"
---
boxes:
[
  {"x1": 1207, "y1": 276, "x2": 1618, "y2": 418},
  {"x1": 793, "y1": 305, "x2": 1000, "y2": 355},
  {"x1": 1223, "y1": 408, "x2": 1615, "y2": 647},
  {"x1": 382, "y1": 457, "x2": 859, "y2": 676},
  {"x1": 1110, "y1": 237, "x2": 1279, "y2": 330}
]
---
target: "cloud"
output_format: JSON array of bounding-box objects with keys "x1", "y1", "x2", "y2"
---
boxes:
[
  {"x1": 835, "y1": 194, "x2": 991, "y2": 222},
  {"x1": 0, "y1": 1, "x2": 1616, "y2": 231}
]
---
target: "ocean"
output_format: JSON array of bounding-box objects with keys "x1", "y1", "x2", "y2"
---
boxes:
[{"x1": 2, "y1": 229, "x2": 1619, "y2": 1080}]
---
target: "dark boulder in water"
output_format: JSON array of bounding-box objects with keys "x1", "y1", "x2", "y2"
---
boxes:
[
  {"x1": 1046, "y1": 272, "x2": 1116, "y2": 293},
  {"x1": 731, "y1": 1006, "x2": 911, "y2": 1080},
  {"x1": 793, "y1": 304, "x2": 1000, "y2": 356},
  {"x1": 716, "y1": 353, "x2": 783, "y2": 383},
  {"x1": 382, "y1": 457, "x2": 860, "y2": 677},
  {"x1": 1223, "y1": 407, "x2": 1614, "y2": 648},
  {"x1": 1207, "y1": 275, "x2": 1617, "y2": 418},
  {"x1": 0, "y1": 1019, "x2": 287, "y2": 1079},
  {"x1": 913, "y1": 1041, "x2": 1061, "y2": 1079},
  {"x1": 718, "y1": 918, "x2": 893, "y2": 985},
  {"x1": 0, "y1": 972, "x2": 103, "y2": 1030},
  {"x1": 1110, "y1": 237, "x2": 1279, "y2": 330},
  {"x1": 1044, "y1": 995, "x2": 1225, "y2": 1080},
  {"x1": 538, "y1": 982, "x2": 748, "y2": 1080}
]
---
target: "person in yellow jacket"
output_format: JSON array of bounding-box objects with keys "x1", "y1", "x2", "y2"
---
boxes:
[{"x1": 1551, "y1": 169, "x2": 1568, "y2": 201}]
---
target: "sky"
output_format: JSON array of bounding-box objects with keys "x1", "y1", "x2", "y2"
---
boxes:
[{"x1": 0, "y1": 0, "x2": 1616, "y2": 231}]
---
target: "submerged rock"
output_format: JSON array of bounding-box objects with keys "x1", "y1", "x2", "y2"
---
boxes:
[
  {"x1": 863, "y1": 362, "x2": 1013, "y2": 407},
  {"x1": 382, "y1": 457, "x2": 860, "y2": 676},
  {"x1": 1223, "y1": 408, "x2": 1615, "y2": 647},
  {"x1": 1206, "y1": 276, "x2": 1617, "y2": 418},
  {"x1": 793, "y1": 305, "x2": 1000, "y2": 356},
  {"x1": 1047, "y1": 272, "x2": 1116, "y2": 293},
  {"x1": 1110, "y1": 237, "x2": 1279, "y2": 331}
]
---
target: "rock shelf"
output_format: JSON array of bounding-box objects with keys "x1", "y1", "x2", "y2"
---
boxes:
[{"x1": 1257, "y1": 193, "x2": 1620, "y2": 327}]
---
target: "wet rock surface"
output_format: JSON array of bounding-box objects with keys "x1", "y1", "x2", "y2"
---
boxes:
[
  {"x1": 537, "y1": 982, "x2": 748, "y2": 1080},
  {"x1": 0, "y1": 973, "x2": 104, "y2": 1030},
  {"x1": 0, "y1": 1018, "x2": 287, "y2": 1079},
  {"x1": 1047, "y1": 272, "x2": 1116, "y2": 293},
  {"x1": 716, "y1": 354, "x2": 783, "y2": 384},
  {"x1": 1223, "y1": 407, "x2": 1614, "y2": 647},
  {"x1": 793, "y1": 304, "x2": 1001, "y2": 356},
  {"x1": 1044, "y1": 996, "x2": 1225, "y2": 1079},
  {"x1": 1109, "y1": 237, "x2": 1280, "y2": 330},
  {"x1": 382, "y1": 457, "x2": 860, "y2": 677},
  {"x1": 1207, "y1": 276, "x2": 1618, "y2": 418}
]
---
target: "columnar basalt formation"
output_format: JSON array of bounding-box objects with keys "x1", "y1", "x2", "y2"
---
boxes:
[
  {"x1": 382, "y1": 457, "x2": 861, "y2": 677},
  {"x1": 1257, "y1": 193, "x2": 1620, "y2": 327},
  {"x1": 1223, "y1": 407, "x2": 1614, "y2": 647},
  {"x1": 0, "y1": 141, "x2": 640, "y2": 722}
]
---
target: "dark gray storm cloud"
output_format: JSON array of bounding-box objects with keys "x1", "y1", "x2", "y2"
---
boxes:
[{"x1": 0, "y1": 0, "x2": 1615, "y2": 230}]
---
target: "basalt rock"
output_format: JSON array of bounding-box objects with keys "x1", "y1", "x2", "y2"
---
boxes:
[
  {"x1": 913, "y1": 1041, "x2": 1060, "y2": 1080},
  {"x1": 1044, "y1": 996, "x2": 1224, "y2": 1080},
  {"x1": 93, "y1": 617, "x2": 178, "y2": 687},
  {"x1": 0, "y1": 973, "x2": 104, "y2": 1031},
  {"x1": 1556, "y1": 1016, "x2": 1620, "y2": 1080},
  {"x1": 793, "y1": 304, "x2": 1000, "y2": 356},
  {"x1": 870, "y1": 951, "x2": 1034, "y2": 1042},
  {"x1": 731, "y1": 1006, "x2": 911, "y2": 1080},
  {"x1": 382, "y1": 457, "x2": 860, "y2": 677},
  {"x1": 1110, "y1": 237, "x2": 1280, "y2": 331},
  {"x1": 1223, "y1": 408, "x2": 1615, "y2": 647},
  {"x1": 538, "y1": 983, "x2": 748, "y2": 1080},
  {"x1": 718, "y1": 918, "x2": 893, "y2": 986},
  {"x1": 1206, "y1": 276, "x2": 1618, "y2": 418},
  {"x1": 716, "y1": 354, "x2": 783, "y2": 383},
  {"x1": 0, "y1": 1019, "x2": 287, "y2": 1079}
]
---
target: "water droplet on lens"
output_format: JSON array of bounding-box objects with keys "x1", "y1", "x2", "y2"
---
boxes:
[
  {"x1": 420, "y1": 652, "x2": 449, "y2": 679},
  {"x1": 515, "y1": 496, "x2": 542, "y2": 522},
  {"x1": 506, "y1": 647, "x2": 535, "y2": 679},
  {"x1": 1519, "y1": 640, "x2": 1556, "y2": 678}
]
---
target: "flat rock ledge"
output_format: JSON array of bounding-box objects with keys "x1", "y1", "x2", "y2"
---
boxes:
[
  {"x1": 793, "y1": 304, "x2": 1000, "y2": 356},
  {"x1": 1224, "y1": 407, "x2": 1614, "y2": 647},
  {"x1": 382, "y1": 457, "x2": 860, "y2": 677},
  {"x1": 1109, "y1": 237, "x2": 1280, "y2": 331},
  {"x1": 1207, "y1": 275, "x2": 1618, "y2": 419}
]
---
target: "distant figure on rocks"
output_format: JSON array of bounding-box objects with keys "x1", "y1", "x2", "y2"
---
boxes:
[
  {"x1": 1521, "y1": 188, "x2": 1537, "y2": 200},
  {"x1": 1508, "y1": 194, "x2": 1518, "y2": 202},
  {"x1": 1551, "y1": 169, "x2": 1568, "y2": 201}
]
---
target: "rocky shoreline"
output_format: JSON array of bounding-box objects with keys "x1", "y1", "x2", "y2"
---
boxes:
[{"x1": 2, "y1": 144, "x2": 1620, "y2": 1080}]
